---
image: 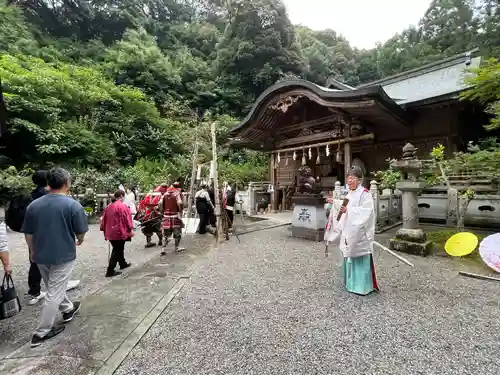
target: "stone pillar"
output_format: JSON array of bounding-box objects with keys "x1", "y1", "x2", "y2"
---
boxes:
[
  {"x1": 247, "y1": 183, "x2": 255, "y2": 215},
  {"x1": 400, "y1": 188, "x2": 419, "y2": 229}
]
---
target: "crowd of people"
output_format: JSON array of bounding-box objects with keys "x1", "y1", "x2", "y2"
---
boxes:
[
  {"x1": 0, "y1": 165, "x2": 378, "y2": 349},
  {"x1": 102, "y1": 179, "x2": 238, "y2": 271},
  {"x1": 0, "y1": 170, "x2": 198, "y2": 347}
]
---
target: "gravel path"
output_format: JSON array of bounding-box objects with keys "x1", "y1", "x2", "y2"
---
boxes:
[{"x1": 115, "y1": 227, "x2": 500, "y2": 375}]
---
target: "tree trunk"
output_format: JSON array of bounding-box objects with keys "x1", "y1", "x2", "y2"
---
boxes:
[{"x1": 457, "y1": 196, "x2": 472, "y2": 232}]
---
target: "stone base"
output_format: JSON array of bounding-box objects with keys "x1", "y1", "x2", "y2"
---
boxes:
[
  {"x1": 390, "y1": 238, "x2": 433, "y2": 257},
  {"x1": 395, "y1": 228, "x2": 427, "y2": 243},
  {"x1": 290, "y1": 201, "x2": 326, "y2": 242},
  {"x1": 390, "y1": 228, "x2": 433, "y2": 256},
  {"x1": 290, "y1": 226, "x2": 325, "y2": 242}
]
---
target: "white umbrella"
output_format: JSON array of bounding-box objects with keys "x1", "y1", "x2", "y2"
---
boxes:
[{"x1": 479, "y1": 233, "x2": 500, "y2": 273}]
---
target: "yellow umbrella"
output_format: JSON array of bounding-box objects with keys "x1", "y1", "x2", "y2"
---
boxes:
[{"x1": 445, "y1": 232, "x2": 478, "y2": 257}]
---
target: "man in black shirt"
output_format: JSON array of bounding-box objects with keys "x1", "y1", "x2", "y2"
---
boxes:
[
  {"x1": 195, "y1": 185, "x2": 215, "y2": 234},
  {"x1": 26, "y1": 170, "x2": 49, "y2": 305}
]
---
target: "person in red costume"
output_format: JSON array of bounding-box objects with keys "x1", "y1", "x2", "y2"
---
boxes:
[
  {"x1": 136, "y1": 184, "x2": 167, "y2": 247},
  {"x1": 158, "y1": 182, "x2": 184, "y2": 255},
  {"x1": 100, "y1": 190, "x2": 134, "y2": 277}
]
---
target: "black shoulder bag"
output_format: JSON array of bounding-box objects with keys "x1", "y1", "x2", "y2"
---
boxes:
[{"x1": 0, "y1": 274, "x2": 22, "y2": 320}]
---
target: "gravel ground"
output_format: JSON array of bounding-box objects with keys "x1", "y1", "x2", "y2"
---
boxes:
[
  {"x1": 115, "y1": 226, "x2": 500, "y2": 375},
  {"x1": 0, "y1": 224, "x2": 162, "y2": 357}
]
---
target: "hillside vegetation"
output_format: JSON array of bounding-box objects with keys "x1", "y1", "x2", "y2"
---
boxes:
[{"x1": 0, "y1": 0, "x2": 499, "y2": 194}]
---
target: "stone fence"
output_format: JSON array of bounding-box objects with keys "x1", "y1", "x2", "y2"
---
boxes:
[
  {"x1": 74, "y1": 192, "x2": 191, "y2": 214},
  {"x1": 365, "y1": 181, "x2": 500, "y2": 232},
  {"x1": 77, "y1": 188, "x2": 258, "y2": 216}
]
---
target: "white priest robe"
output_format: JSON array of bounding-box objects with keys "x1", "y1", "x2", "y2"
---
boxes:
[{"x1": 324, "y1": 184, "x2": 379, "y2": 294}]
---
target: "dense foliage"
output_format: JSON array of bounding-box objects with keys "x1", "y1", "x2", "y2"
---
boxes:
[
  {"x1": 0, "y1": 0, "x2": 499, "y2": 198},
  {"x1": 462, "y1": 58, "x2": 500, "y2": 130}
]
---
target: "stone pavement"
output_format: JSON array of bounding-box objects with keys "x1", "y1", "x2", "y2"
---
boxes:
[{"x1": 1, "y1": 219, "x2": 500, "y2": 374}]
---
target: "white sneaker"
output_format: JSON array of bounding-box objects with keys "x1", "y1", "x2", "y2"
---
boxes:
[
  {"x1": 66, "y1": 280, "x2": 80, "y2": 291},
  {"x1": 27, "y1": 291, "x2": 46, "y2": 306}
]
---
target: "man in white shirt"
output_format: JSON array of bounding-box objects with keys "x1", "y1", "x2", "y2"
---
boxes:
[{"x1": 195, "y1": 185, "x2": 214, "y2": 235}]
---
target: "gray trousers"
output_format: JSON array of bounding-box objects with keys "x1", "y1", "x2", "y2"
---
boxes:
[{"x1": 34, "y1": 260, "x2": 75, "y2": 337}]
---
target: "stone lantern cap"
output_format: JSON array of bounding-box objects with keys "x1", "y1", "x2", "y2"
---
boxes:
[
  {"x1": 390, "y1": 142, "x2": 425, "y2": 182},
  {"x1": 402, "y1": 143, "x2": 417, "y2": 160}
]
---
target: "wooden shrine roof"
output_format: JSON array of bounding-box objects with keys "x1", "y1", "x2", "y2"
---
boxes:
[
  {"x1": 228, "y1": 79, "x2": 409, "y2": 151},
  {"x1": 355, "y1": 49, "x2": 481, "y2": 107}
]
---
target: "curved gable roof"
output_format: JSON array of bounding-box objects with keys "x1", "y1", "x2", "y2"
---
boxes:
[{"x1": 229, "y1": 79, "x2": 408, "y2": 140}]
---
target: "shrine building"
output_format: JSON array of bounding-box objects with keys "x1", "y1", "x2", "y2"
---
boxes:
[{"x1": 228, "y1": 49, "x2": 490, "y2": 211}]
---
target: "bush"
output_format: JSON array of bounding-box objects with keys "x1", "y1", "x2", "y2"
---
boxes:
[
  {"x1": 0, "y1": 166, "x2": 33, "y2": 206},
  {"x1": 371, "y1": 167, "x2": 403, "y2": 190},
  {"x1": 219, "y1": 159, "x2": 268, "y2": 189}
]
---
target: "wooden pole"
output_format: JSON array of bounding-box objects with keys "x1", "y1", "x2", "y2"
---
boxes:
[
  {"x1": 270, "y1": 133, "x2": 374, "y2": 154},
  {"x1": 210, "y1": 121, "x2": 221, "y2": 245},
  {"x1": 270, "y1": 153, "x2": 277, "y2": 212},
  {"x1": 344, "y1": 125, "x2": 351, "y2": 184},
  {"x1": 373, "y1": 241, "x2": 415, "y2": 268},
  {"x1": 185, "y1": 142, "x2": 198, "y2": 232},
  {"x1": 459, "y1": 271, "x2": 500, "y2": 283},
  {"x1": 185, "y1": 142, "x2": 198, "y2": 221}
]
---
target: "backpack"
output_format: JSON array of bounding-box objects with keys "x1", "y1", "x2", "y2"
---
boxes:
[{"x1": 5, "y1": 195, "x2": 32, "y2": 232}]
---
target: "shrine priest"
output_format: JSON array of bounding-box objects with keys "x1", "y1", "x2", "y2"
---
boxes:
[{"x1": 325, "y1": 166, "x2": 379, "y2": 295}]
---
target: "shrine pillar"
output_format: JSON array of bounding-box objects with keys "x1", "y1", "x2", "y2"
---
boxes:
[
  {"x1": 344, "y1": 143, "x2": 352, "y2": 183},
  {"x1": 343, "y1": 125, "x2": 352, "y2": 183}
]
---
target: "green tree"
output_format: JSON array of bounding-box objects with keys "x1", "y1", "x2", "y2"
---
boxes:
[
  {"x1": 215, "y1": 0, "x2": 305, "y2": 98},
  {"x1": 475, "y1": 0, "x2": 500, "y2": 57},
  {"x1": 104, "y1": 28, "x2": 182, "y2": 112},
  {"x1": 296, "y1": 26, "x2": 358, "y2": 86},
  {"x1": 461, "y1": 58, "x2": 500, "y2": 130},
  {"x1": 0, "y1": 0, "x2": 37, "y2": 53},
  {"x1": 419, "y1": 0, "x2": 477, "y2": 55},
  {"x1": 0, "y1": 54, "x2": 179, "y2": 166}
]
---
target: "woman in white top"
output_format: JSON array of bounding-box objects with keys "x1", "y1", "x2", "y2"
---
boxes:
[{"x1": 123, "y1": 187, "x2": 137, "y2": 216}]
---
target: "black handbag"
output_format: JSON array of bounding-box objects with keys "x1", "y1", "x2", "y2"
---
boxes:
[{"x1": 0, "y1": 273, "x2": 22, "y2": 320}]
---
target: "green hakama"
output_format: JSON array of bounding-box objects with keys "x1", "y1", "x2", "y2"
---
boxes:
[{"x1": 343, "y1": 254, "x2": 379, "y2": 295}]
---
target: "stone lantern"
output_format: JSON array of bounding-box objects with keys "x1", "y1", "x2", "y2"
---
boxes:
[{"x1": 389, "y1": 143, "x2": 433, "y2": 256}]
